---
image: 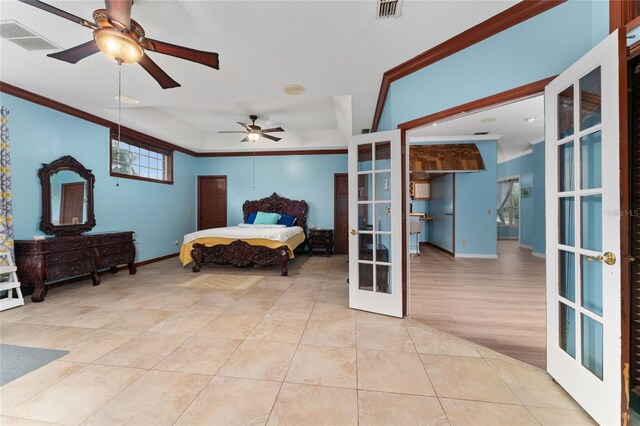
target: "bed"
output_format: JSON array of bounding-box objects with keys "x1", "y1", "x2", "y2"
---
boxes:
[{"x1": 180, "y1": 193, "x2": 308, "y2": 276}]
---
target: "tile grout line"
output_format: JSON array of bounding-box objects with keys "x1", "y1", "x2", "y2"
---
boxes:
[
  {"x1": 404, "y1": 322, "x2": 451, "y2": 425},
  {"x1": 265, "y1": 270, "x2": 322, "y2": 425}
]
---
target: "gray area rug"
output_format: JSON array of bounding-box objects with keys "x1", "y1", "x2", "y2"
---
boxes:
[{"x1": 0, "y1": 344, "x2": 68, "y2": 385}]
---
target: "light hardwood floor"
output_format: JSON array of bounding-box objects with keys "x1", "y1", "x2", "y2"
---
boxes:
[{"x1": 409, "y1": 240, "x2": 547, "y2": 369}]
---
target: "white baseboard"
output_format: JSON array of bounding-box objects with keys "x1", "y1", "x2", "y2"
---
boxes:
[
  {"x1": 532, "y1": 252, "x2": 546, "y2": 259},
  {"x1": 454, "y1": 253, "x2": 498, "y2": 259},
  {"x1": 519, "y1": 244, "x2": 533, "y2": 249}
]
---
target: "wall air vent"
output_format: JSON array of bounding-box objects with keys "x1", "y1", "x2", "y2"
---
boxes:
[
  {"x1": 377, "y1": 0, "x2": 402, "y2": 18},
  {"x1": 0, "y1": 20, "x2": 60, "y2": 51}
]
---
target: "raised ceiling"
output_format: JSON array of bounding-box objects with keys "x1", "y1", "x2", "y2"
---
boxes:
[
  {"x1": 1, "y1": 0, "x2": 518, "y2": 153},
  {"x1": 408, "y1": 95, "x2": 544, "y2": 163}
]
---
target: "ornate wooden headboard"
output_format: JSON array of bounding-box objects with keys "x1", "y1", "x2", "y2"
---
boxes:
[{"x1": 242, "y1": 193, "x2": 309, "y2": 230}]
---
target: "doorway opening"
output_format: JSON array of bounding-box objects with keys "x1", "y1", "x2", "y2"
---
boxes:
[
  {"x1": 497, "y1": 177, "x2": 520, "y2": 242},
  {"x1": 405, "y1": 94, "x2": 547, "y2": 368}
]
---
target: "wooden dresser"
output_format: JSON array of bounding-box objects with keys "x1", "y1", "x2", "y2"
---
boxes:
[{"x1": 15, "y1": 231, "x2": 136, "y2": 302}]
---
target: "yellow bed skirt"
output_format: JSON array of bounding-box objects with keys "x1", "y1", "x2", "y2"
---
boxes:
[{"x1": 179, "y1": 232, "x2": 306, "y2": 267}]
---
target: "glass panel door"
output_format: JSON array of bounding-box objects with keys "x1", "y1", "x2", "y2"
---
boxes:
[
  {"x1": 544, "y1": 30, "x2": 623, "y2": 425},
  {"x1": 349, "y1": 130, "x2": 402, "y2": 317}
]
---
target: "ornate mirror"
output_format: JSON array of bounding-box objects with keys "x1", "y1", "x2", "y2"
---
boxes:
[{"x1": 39, "y1": 156, "x2": 96, "y2": 236}]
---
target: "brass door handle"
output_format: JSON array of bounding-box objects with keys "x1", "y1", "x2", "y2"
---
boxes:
[
  {"x1": 586, "y1": 252, "x2": 616, "y2": 265},
  {"x1": 350, "y1": 229, "x2": 358, "y2": 236}
]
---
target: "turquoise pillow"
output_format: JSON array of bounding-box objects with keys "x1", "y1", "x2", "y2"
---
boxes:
[{"x1": 254, "y1": 212, "x2": 281, "y2": 225}]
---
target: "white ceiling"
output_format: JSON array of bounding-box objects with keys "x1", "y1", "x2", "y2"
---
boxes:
[
  {"x1": 0, "y1": 0, "x2": 518, "y2": 153},
  {"x1": 408, "y1": 95, "x2": 545, "y2": 163}
]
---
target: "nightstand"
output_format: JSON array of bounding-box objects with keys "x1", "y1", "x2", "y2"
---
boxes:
[{"x1": 308, "y1": 228, "x2": 334, "y2": 257}]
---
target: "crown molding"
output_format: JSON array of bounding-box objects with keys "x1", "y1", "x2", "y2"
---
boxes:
[
  {"x1": 195, "y1": 149, "x2": 347, "y2": 157},
  {"x1": 371, "y1": 0, "x2": 566, "y2": 132},
  {"x1": 0, "y1": 81, "x2": 198, "y2": 157}
]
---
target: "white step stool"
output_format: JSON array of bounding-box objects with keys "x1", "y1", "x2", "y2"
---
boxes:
[{"x1": 0, "y1": 251, "x2": 24, "y2": 311}]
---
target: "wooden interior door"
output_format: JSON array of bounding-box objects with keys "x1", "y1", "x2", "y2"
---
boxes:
[
  {"x1": 198, "y1": 176, "x2": 227, "y2": 230},
  {"x1": 334, "y1": 173, "x2": 349, "y2": 254},
  {"x1": 629, "y1": 49, "x2": 640, "y2": 415},
  {"x1": 60, "y1": 182, "x2": 84, "y2": 224}
]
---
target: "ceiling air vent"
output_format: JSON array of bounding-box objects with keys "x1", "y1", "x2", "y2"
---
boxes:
[
  {"x1": 377, "y1": 0, "x2": 402, "y2": 18},
  {"x1": 474, "y1": 132, "x2": 490, "y2": 135},
  {"x1": 0, "y1": 20, "x2": 60, "y2": 51}
]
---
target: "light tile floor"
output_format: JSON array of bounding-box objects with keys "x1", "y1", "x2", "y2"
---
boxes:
[{"x1": 0, "y1": 255, "x2": 595, "y2": 425}]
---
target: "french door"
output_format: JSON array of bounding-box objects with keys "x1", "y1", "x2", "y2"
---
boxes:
[
  {"x1": 348, "y1": 129, "x2": 403, "y2": 318},
  {"x1": 545, "y1": 30, "x2": 624, "y2": 425}
]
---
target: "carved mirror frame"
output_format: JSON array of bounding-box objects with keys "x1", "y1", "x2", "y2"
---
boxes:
[{"x1": 39, "y1": 155, "x2": 96, "y2": 236}]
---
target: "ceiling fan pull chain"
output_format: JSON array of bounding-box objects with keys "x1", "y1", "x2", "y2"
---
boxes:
[{"x1": 116, "y1": 62, "x2": 122, "y2": 187}]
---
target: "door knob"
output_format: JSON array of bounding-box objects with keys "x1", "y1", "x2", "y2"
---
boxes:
[
  {"x1": 629, "y1": 255, "x2": 637, "y2": 263},
  {"x1": 350, "y1": 229, "x2": 358, "y2": 236},
  {"x1": 586, "y1": 252, "x2": 616, "y2": 265}
]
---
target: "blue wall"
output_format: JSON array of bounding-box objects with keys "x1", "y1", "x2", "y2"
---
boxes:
[
  {"x1": 414, "y1": 140, "x2": 497, "y2": 256},
  {"x1": 455, "y1": 140, "x2": 497, "y2": 256},
  {"x1": 379, "y1": 0, "x2": 609, "y2": 130},
  {"x1": 497, "y1": 143, "x2": 546, "y2": 256},
  {"x1": 497, "y1": 153, "x2": 534, "y2": 246},
  {"x1": 2, "y1": 93, "x2": 197, "y2": 262},
  {"x1": 197, "y1": 155, "x2": 347, "y2": 229},
  {"x1": 428, "y1": 174, "x2": 453, "y2": 252}
]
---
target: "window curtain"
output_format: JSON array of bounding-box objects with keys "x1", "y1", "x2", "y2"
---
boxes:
[
  {"x1": 0, "y1": 106, "x2": 14, "y2": 261},
  {"x1": 497, "y1": 180, "x2": 514, "y2": 225}
]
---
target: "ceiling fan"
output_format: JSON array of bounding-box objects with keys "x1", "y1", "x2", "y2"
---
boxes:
[
  {"x1": 218, "y1": 115, "x2": 285, "y2": 142},
  {"x1": 17, "y1": 0, "x2": 219, "y2": 89}
]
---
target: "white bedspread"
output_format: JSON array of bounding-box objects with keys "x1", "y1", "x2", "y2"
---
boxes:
[{"x1": 183, "y1": 225, "x2": 304, "y2": 245}]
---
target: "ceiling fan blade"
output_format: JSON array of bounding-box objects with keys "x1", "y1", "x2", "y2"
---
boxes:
[
  {"x1": 260, "y1": 127, "x2": 285, "y2": 133},
  {"x1": 141, "y1": 38, "x2": 219, "y2": 70},
  {"x1": 47, "y1": 41, "x2": 100, "y2": 63},
  {"x1": 138, "y1": 54, "x2": 181, "y2": 89},
  {"x1": 105, "y1": 0, "x2": 131, "y2": 29},
  {"x1": 236, "y1": 122, "x2": 251, "y2": 131},
  {"x1": 218, "y1": 131, "x2": 247, "y2": 134},
  {"x1": 261, "y1": 134, "x2": 282, "y2": 142},
  {"x1": 240, "y1": 137, "x2": 249, "y2": 143},
  {"x1": 17, "y1": 0, "x2": 96, "y2": 29}
]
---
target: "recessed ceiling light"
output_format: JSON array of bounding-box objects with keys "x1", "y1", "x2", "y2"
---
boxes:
[
  {"x1": 432, "y1": 122, "x2": 438, "y2": 126},
  {"x1": 525, "y1": 117, "x2": 536, "y2": 123},
  {"x1": 283, "y1": 84, "x2": 305, "y2": 95},
  {"x1": 114, "y1": 95, "x2": 140, "y2": 105},
  {"x1": 480, "y1": 117, "x2": 497, "y2": 123}
]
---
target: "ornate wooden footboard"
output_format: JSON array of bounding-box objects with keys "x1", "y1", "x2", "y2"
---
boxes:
[
  {"x1": 191, "y1": 240, "x2": 290, "y2": 276},
  {"x1": 188, "y1": 193, "x2": 308, "y2": 276}
]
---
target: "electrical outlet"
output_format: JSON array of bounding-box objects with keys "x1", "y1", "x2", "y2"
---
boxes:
[
  {"x1": 173, "y1": 240, "x2": 179, "y2": 246},
  {"x1": 189, "y1": 207, "x2": 193, "y2": 213},
  {"x1": 461, "y1": 240, "x2": 468, "y2": 247}
]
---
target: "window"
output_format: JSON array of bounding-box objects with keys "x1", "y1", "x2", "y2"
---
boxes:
[{"x1": 110, "y1": 129, "x2": 173, "y2": 184}]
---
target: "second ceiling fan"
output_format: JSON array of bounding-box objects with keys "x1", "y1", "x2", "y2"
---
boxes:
[
  {"x1": 18, "y1": 0, "x2": 219, "y2": 89},
  {"x1": 218, "y1": 115, "x2": 285, "y2": 142}
]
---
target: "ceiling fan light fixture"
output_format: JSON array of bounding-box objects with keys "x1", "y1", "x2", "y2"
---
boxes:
[
  {"x1": 93, "y1": 28, "x2": 143, "y2": 64},
  {"x1": 247, "y1": 132, "x2": 261, "y2": 142}
]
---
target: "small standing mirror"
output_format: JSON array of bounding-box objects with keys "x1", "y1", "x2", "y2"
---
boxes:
[{"x1": 39, "y1": 156, "x2": 96, "y2": 236}]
